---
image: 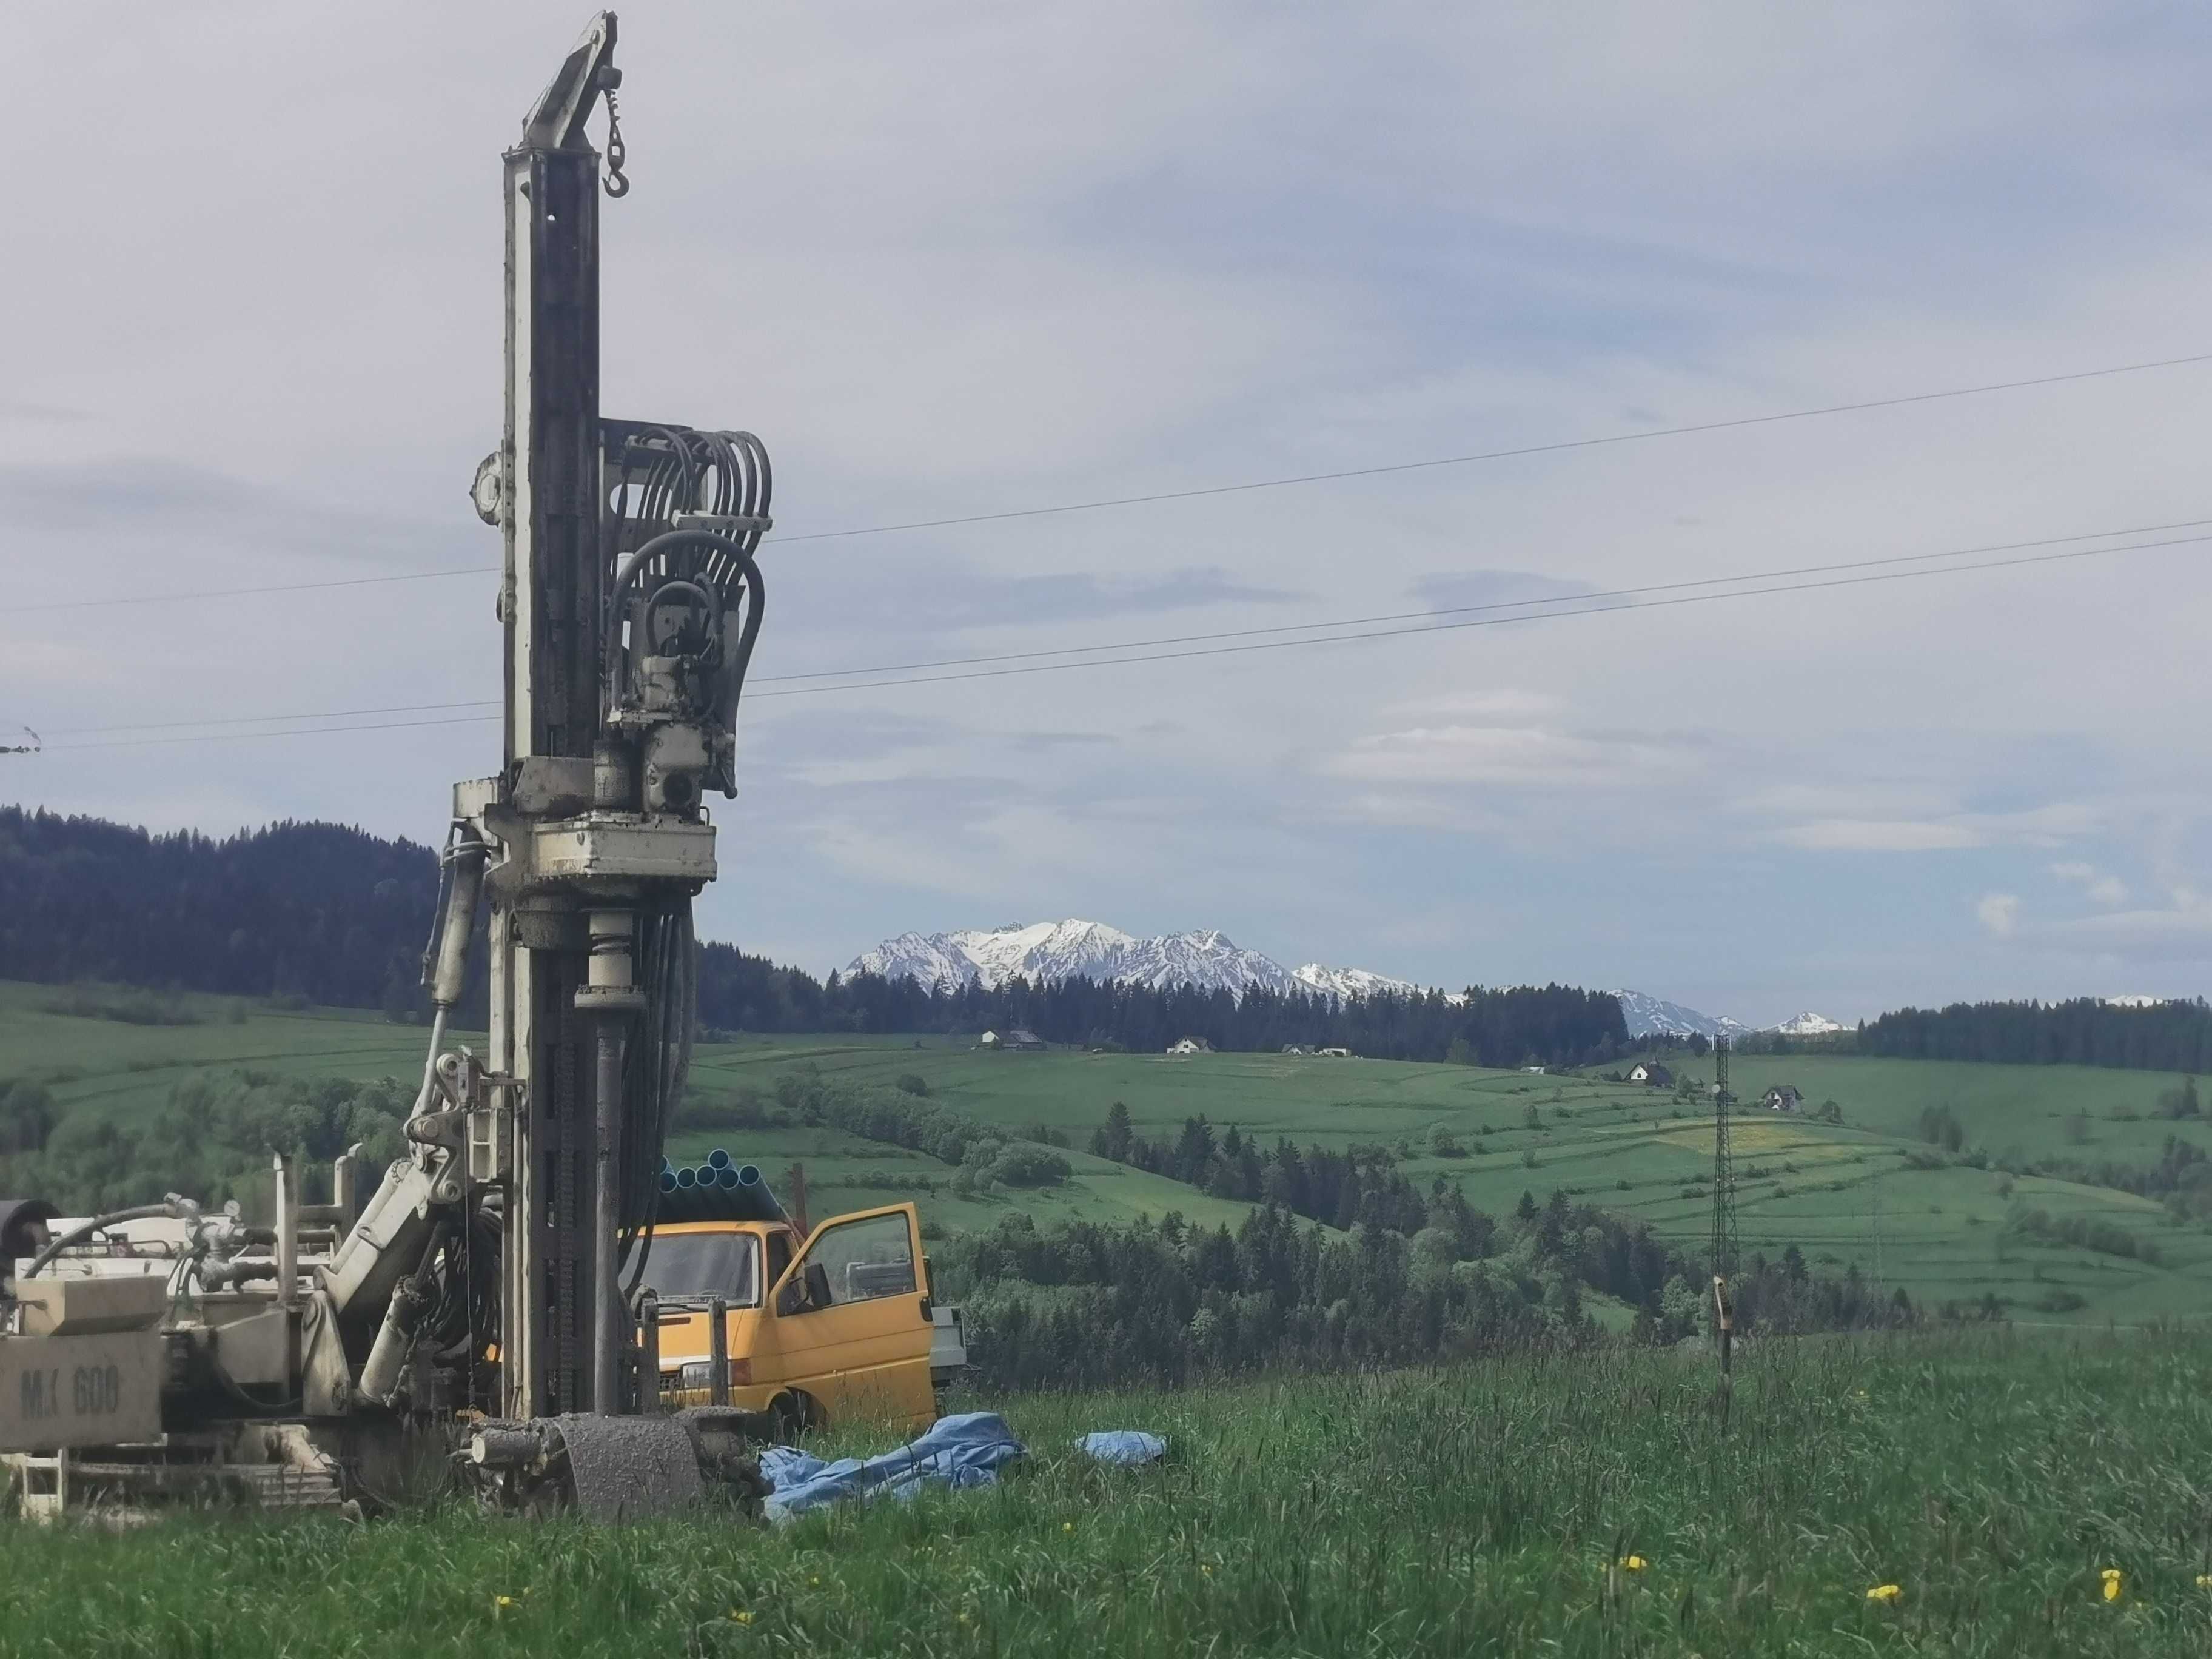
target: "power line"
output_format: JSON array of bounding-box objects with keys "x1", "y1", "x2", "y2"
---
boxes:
[
  {"x1": 15, "y1": 566, "x2": 494, "y2": 615},
  {"x1": 60, "y1": 513, "x2": 2185, "y2": 734},
  {"x1": 748, "y1": 515, "x2": 2212, "y2": 684},
  {"x1": 28, "y1": 526, "x2": 2199, "y2": 751},
  {"x1": 31, "y1": 513, "x2": 2203, "y2": 738},
  {"x1": 42, "y1": 699, "x2": 503, "y2": 739},
  {"x1": 15, "y1": 350, "x2": 2212, "y2": 616},
  {"x1": 765, "y1": 350, "x2": 2212, "y2": 546},
  {"x1": 745, "y1": 530, "x2": 2208, "y2": 700}
]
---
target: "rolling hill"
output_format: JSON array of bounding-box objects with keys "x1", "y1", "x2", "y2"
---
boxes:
[{"x1": 5, "y1": 979, "x2": 2208, "y2": 1326}]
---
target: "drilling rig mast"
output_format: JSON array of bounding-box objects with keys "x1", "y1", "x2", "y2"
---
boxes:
[
  {"x1": 453, "y1": 10, "x2": 771, "y2": 1420},
  {"x1": 1, "y1": 13, "x2": 780, "y2": 1518}
]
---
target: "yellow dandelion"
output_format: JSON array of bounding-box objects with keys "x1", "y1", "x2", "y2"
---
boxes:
[
  {"x1": 729, "y1": 1609, "x2": 754, "y2": 1625},
  {"x1": 956, "y1": 1611, "x2": 972, "y2": 1627},
  {"x1": 809, "y1": 1575, "x2": 822, "y2": 1588},
  {"x1": 1201, "y1": 1564, "x2": 1215, "y2": 1578},
  {"x1": 1619, "y1": 1555, "x2": 1647, "y2": 1572},
  {"x1": 1866, "y1": 1584, "x2": 1902, "y2": 1604},
  {"x1": 1062, "y1": 1521, "x2": 1075, "y2": 1535},
  {"x1": 2101, "y1": 1569, "x2": 2123, "y2": 1603},
  {"x1": 2197, "y1": 1574, "x2": 2212, "y2": 1590}
]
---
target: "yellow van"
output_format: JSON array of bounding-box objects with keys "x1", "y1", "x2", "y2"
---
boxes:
[{"x1": 642, "y1": 1196, "x2": 963, "y2": 1432}]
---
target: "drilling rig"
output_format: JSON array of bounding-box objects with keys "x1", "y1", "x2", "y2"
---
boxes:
[{"x1": 1, "y1": 13, "x2": 788, "y2": 1520}]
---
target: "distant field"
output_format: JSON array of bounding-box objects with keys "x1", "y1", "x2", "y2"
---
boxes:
[
  {"x1": 7, "y1": 982, "x2": 2211, "y2": 1324},
  {"x1": 697, "y1": 1031, "x2": 2212, "y2": 1325},
  {"x1": 0, "y1": 984, "x2": 1258, "y2": 1238}
]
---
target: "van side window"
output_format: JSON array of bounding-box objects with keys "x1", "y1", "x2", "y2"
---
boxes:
[
  {"x1": 799, "y1": 1213, "x2": 915, "y2": 1305},
  {"x1": 766, "y1": 1230, "x2": 793, "y2": 1292}
]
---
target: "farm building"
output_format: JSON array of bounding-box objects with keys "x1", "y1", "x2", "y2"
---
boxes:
[
  {"x1": 1627, "y1": 1062, "x2": 1675, "y2": 1087},
  {"x1": 1167, "y1": 1036, "x2": 1213, "y2": 1056},
  {"x1": 1317, "y1": 1046, "x2": 1352, "y2": 1059},
  {"x1": 1762, "y1": 1084, "x2": 1804, "y2": 1112},
  {"x1": 980, "y1": 1027, "x2": 1046, "y2": 1051}
]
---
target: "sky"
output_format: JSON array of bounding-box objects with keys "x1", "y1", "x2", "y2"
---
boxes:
[{"x1": 7, "y1": 1, "x2": 2212, "y2": 1025}]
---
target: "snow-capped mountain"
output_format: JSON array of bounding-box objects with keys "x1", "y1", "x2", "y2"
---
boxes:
[
  {"x1": 1292, "y1": 963, "x2": 1420, "y2": 1001},
  {"x1": 846, "y1": 920, "x2": 1415, "y2": 1002},
  {"x1": 1766, "y1": 1011, "x2": 1846, "y2": 1036},
  {"x1": 2102, "y1": 994, "x2": 2167, "y2": 1008},
  {"x1": 1612, "y1": 990, "x2": 1753, "y2": 1041}
]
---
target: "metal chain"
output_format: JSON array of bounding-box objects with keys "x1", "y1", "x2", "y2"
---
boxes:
[{"x1": 603, "y1": 88, "x2": 630, "y2": 198}]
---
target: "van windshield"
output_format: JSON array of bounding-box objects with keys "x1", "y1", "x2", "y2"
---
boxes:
[{"x1": 643, "y1": 1232, "x2": 761, "y2": 1305}]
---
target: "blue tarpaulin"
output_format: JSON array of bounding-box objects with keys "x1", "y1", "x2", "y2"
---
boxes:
[
  {"x1": 760, "y1": 1411, "x2": 1027, "y2": 1523},
  {"x1": 1076, "y1": 1430, "x2": 1167, "y2": 1466}
]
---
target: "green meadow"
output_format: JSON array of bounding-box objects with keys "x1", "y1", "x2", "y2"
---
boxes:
[{"x1": 5, "y1": 1329, "x2": 2211, "y2": 1657}]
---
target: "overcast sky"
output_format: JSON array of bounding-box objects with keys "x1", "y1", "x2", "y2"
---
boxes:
[{"x1": 8, "y1": 2, "x2": 2212, "y2": 1024}]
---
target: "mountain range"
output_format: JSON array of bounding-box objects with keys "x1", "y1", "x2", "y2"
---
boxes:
[
  {"x1": 1610, "y1": 991, "x2": 1847, "y2": 1039},
  {"x1": 845, "y1": 922, "x2": 1848, "y2": 1035},
  {"x1": 846, "y1": 920, "x2": 1418, "y2": 1003}
]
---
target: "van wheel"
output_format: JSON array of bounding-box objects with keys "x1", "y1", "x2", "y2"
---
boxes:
[{"x1": 769, "y1": 1391, "x2": 820, "y2": 1442}]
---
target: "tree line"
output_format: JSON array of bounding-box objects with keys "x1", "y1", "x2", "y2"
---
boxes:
[
  {"x1": 1849, "y1": 998, "x2": 2212, "y2": 1072},
  {"x1": 934, "y1": 1187, "x2": 1914, "y2": 1393},
  {"x1": 0, "y1": 808, "x2": 468, "y2": 1022},
  {"x1": 1, "y1": 806, "x2": 1628, "y2": 1066},
  {"x1": 703, "y1": 943, "x2": 1629, "y2": 1067},
  {"x1": 0, "y1": 1070, "x2": 410, "y2": 1218}
]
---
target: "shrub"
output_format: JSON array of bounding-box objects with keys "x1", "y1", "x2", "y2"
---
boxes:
[
  {"x1": 988, "y1": 1145, "x2": 1072, "y2": 1188},
  {"x1": 895, "y1": 1073, "x2": 930, "y2": 1098}
]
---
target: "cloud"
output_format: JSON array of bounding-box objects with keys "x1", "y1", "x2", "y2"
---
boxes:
[
  {"x1": 1977, "y1": 893, "x2": 2021, "y2": 937},
  {"x1": 1324, "y1": 719, "x2": 1694, "y2": 789},
  {"x1": 2050, "y1": 860, "x2": 2128, "y2": 905},
  {"x1": 1776, "y1": 819, "x2": 1986, "y2": 852}
]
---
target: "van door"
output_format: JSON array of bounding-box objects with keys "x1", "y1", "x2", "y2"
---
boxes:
[{"x1": 757, "y1": 1204, "x2": 935, "y2": 1427}]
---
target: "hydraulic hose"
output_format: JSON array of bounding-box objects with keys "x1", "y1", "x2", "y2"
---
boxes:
[{"x1": 23, "y1": 1202, "x2": 180, "y2": 1279}]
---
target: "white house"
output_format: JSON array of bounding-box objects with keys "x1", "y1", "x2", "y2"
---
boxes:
[
  {"x1": 1627, "y1": 1062, "x2": 1675, "y2": 1087},
  {"x1": 978, "y1": 1030, "x2": 1000, "y2": 1048},
  {"x1": 1167, "y1": 1036, "x2": 1213, "y2": 1056}
]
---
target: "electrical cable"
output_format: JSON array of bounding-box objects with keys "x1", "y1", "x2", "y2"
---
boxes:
[
  {"x1": 744, "y1": 529, "x2": 2212, "y2": 700},
  {"x1": 25, "y1": 519, "x2": 2200, "y2": 750},
  {"x1": 764, "y1": 350, "x2": 2212, "y2": 546},
  {"x1": 24, "y1": 514, "x2": 2196, "y2": 737},
  {"x1": 15, "y1": 349, "x2": 2211, "y2": 615},
  {"x1": 746, "y1": 514, "x2": 2212, "y2": 685}
]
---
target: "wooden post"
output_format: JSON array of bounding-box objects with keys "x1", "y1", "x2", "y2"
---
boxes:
[
  {"x1": 787, "y1": 1162, "x2": 810, "y2": 1236},
  {"x1": 708, "y1": 1296, "x2": 729, "y2": 1406},
  {"x1": 638, "y1": 1289, "x2": 660, "y2": 1413}
]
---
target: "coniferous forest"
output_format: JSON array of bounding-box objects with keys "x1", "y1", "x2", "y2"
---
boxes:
[{"x1": 9, "y1": 805, "x2": 2212, "y2": 1071}]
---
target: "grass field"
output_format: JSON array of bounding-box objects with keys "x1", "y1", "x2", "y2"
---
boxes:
[
  {"x1": 6, "y1": 1328, "x2": 2212, "y2": 1656},
  {"x1": 7, "y1": 980, "x2": 2212, "y2": 1322}
]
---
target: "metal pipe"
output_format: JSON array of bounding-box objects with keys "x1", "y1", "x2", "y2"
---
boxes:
[
  {"x1": 592, "y1": 1015, "x2": 622, "y2": 1413},
  {"x1": 638, "y1": 1289, "x2": 660, "y2": 1413},
  {"x1": 273, "y1": 1153, "x2": 299, "y2": 1312}
]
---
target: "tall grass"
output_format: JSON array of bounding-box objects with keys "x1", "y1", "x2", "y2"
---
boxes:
[{"x1": 5, "y1": 1328, "x2": 2211, "y2": 1655}]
